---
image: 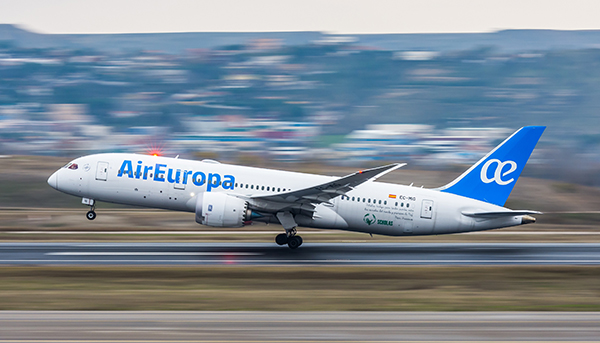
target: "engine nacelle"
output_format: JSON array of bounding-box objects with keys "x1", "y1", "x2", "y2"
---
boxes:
[{"x1": 195, "y1": 192, "x2": 249, "y2": 227}]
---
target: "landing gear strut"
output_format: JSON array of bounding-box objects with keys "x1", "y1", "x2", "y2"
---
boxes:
[{"x1": 274, "y1": 212, "x2": 303, "y2": 249}]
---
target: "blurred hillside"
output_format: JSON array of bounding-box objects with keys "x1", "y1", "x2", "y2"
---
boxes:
[
  {"x1": 1, "y1": 25, "x2": 600, "y2": 184},
  {"x1": 3, "y1": 25, "x2": 600, "y2": 53}
]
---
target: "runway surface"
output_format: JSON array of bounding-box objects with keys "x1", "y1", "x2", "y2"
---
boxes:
[
  {"x1": 1, "y1": 242, "x2": 600, "y2": 265},
  {"x1": 1, "y1": 311, "x2": 599, "y2": 342}
]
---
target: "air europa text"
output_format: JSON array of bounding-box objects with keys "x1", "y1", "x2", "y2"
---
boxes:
[{"x1": 117, "y1": 160, "x2": 235, "y2": 192}]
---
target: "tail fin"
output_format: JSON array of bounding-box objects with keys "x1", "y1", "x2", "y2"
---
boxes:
[{"x1": 438, "y1": 126, "x2": 545, "y2": 206}]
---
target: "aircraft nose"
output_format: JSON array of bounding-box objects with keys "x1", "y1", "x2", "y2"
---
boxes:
[{"x1": 47, "y1": 170, "x2": 59, "y2": 189}]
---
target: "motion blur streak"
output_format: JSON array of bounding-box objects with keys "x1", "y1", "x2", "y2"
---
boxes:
[
  {"x1": 2, "y1": 243, "x2": 600, "y2": 265},
  {"x1": 1, "y1": 311, "x2": 599, "y2": 341}
]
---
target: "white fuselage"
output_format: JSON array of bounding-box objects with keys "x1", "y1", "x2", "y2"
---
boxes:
[{"x1": 49, "y1": 153, "x2": 526, "y2": 236}]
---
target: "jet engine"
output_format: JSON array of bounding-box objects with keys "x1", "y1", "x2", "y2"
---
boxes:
[{"x1": 195, "y1": 192, "x2": 252, "y2": 227}]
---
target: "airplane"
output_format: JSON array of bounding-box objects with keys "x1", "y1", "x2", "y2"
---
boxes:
[{"x1": 48, "y1": 126, "x2": 545, "y2": 249}]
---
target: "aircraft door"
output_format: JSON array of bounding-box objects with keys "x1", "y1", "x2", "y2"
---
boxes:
[
  {"x1": 173, "y1": 169, "x2": 186, "y2": 190},
  {"x1": 96, "y1": 161, "x2": 109, "y2": 181},
  {"x1": 421, "y1": 199, "x2": 434, "y2": 219}
]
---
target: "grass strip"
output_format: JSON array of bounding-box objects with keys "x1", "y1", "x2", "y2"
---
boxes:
[{"x1": 0, "y1": 266, "x2": 599, "y2": 311}]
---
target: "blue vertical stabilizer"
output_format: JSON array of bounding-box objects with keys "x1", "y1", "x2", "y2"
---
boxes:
[{"x1": 438, "y1": 126, "x2": 545, "y2": 206}]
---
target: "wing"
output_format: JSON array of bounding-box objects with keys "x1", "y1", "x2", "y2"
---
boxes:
[{"x1": 246, "y1": 163, "x2": 405, "y2": 213}]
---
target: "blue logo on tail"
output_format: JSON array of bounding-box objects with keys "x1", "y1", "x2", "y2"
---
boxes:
[{"x1": 439, "y1": 126, "x2": 545, "y2": 206}]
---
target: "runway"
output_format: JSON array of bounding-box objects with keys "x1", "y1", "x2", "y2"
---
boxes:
[
  {"x1": 1, "y1": 311, "x2": 600, "y2": 342},
  {"x1": 1, "y1": 242, "x2": 600, "y2": 265}
]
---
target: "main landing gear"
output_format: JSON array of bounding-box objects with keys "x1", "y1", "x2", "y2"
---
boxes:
[
  {"x1": 275, "y1": 211, "x2": 303, "y2": 249},
  {"x1": 275, "y1": 228, "x2": 303, "y2": 249}
]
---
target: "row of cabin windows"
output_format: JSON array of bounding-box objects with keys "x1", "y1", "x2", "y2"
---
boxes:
[
  {"x1": 339, "y1": 195, "x2": 410, "y2": 208},
  {"x1": 235, "y1": 183, "x2": 288, "y2": 192}
]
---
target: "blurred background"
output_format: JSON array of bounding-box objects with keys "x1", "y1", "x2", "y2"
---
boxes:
[
  {"x1": 2, "y1": 2, "x2": 600, "y2": 324},
  {"x1": 1, "y1": 23, "x2": 600, "y2": 186}
]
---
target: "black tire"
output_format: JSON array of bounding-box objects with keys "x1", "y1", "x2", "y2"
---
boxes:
[
  {"x1": 287, "y1": 236, "x2": 301, "y2": 249},
  {"x1": 86, "y1": 211, "x2": 96, "y2": 220},
  {"x1": 275, "y1": 233, "x2": 288, "y2": 245},
  {"x1": 297, "y1": 236, "x2": 303, "y2": 246}
]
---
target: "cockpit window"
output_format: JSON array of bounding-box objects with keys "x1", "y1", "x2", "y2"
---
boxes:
[{"x1": 68, "y1": 163, "x2": 78, "y2": 170}]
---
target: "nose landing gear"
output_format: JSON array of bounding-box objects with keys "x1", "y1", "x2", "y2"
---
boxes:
[{"x1": 83, "y1": 198, "x2": 96, "y2": 220}]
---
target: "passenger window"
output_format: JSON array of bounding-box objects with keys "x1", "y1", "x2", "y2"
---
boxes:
[
  {"x1": 352, "y1": 197, "x2": 355, "y2": 201},
  {"x1": 363, "y1": 198, "x2": 366, "y2": 202},
  {"x1": 395, "y1": 202, "x2": 398, "y2": 206},
  {"x1": 368, "y1": 199, "x2": 371, "y2": 203},
  {"x1": 384, "y1": 201, "x2": 387, "y2": 205},
  {"x1": 277, "y1": 188, "x2": 280, "y2": 192},
  {"x1": 235, "y1": 183, "x2": 238, "y2": 187},
  {"x1": 261, "y1": 186, "x2": 264, "y2": 191},
  {"x1": 267, "y1": 187, "x2": 270, "y2": 191},
  {"x1": 407, "y1": 203, "x2": 410, "y2": 208},
  {"x1": 378, "y1": 200, "x2": 381, "y2": 204},
  {"x1": 245, "y1": 184, "x2": 248, "y2": 189},
  {"x1": 401, "y1": 203, "x2": 404, "y2": 207},
  {"x1": 251, "y1": 185, "x2": 254, "y2": 189}
]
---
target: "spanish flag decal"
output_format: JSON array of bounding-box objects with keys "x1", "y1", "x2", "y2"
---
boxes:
[{"x1": 389, "y1": 194, "x2": 397, "y2": 199}]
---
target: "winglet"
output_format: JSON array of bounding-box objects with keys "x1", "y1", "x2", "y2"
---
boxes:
[{"x1": 370, "y1": 163, "x2": 406, "y2": 181}]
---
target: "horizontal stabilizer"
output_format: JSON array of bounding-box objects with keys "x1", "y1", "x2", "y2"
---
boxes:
[{"x1": 462, "y1": 210, "x2": 542, "y2": 218}]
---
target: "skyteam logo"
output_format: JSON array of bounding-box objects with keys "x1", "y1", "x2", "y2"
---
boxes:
[
  {"x1": 363, "y1": 213, "x2": 376, "y2": 225},
  {"x1": 480, "y1": 159, "x2": 518, "y2": 186}
]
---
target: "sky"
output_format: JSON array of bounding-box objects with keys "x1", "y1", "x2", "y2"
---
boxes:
[{"x1": 1, "y1": 0, "x2": 599, "y2": 34}]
